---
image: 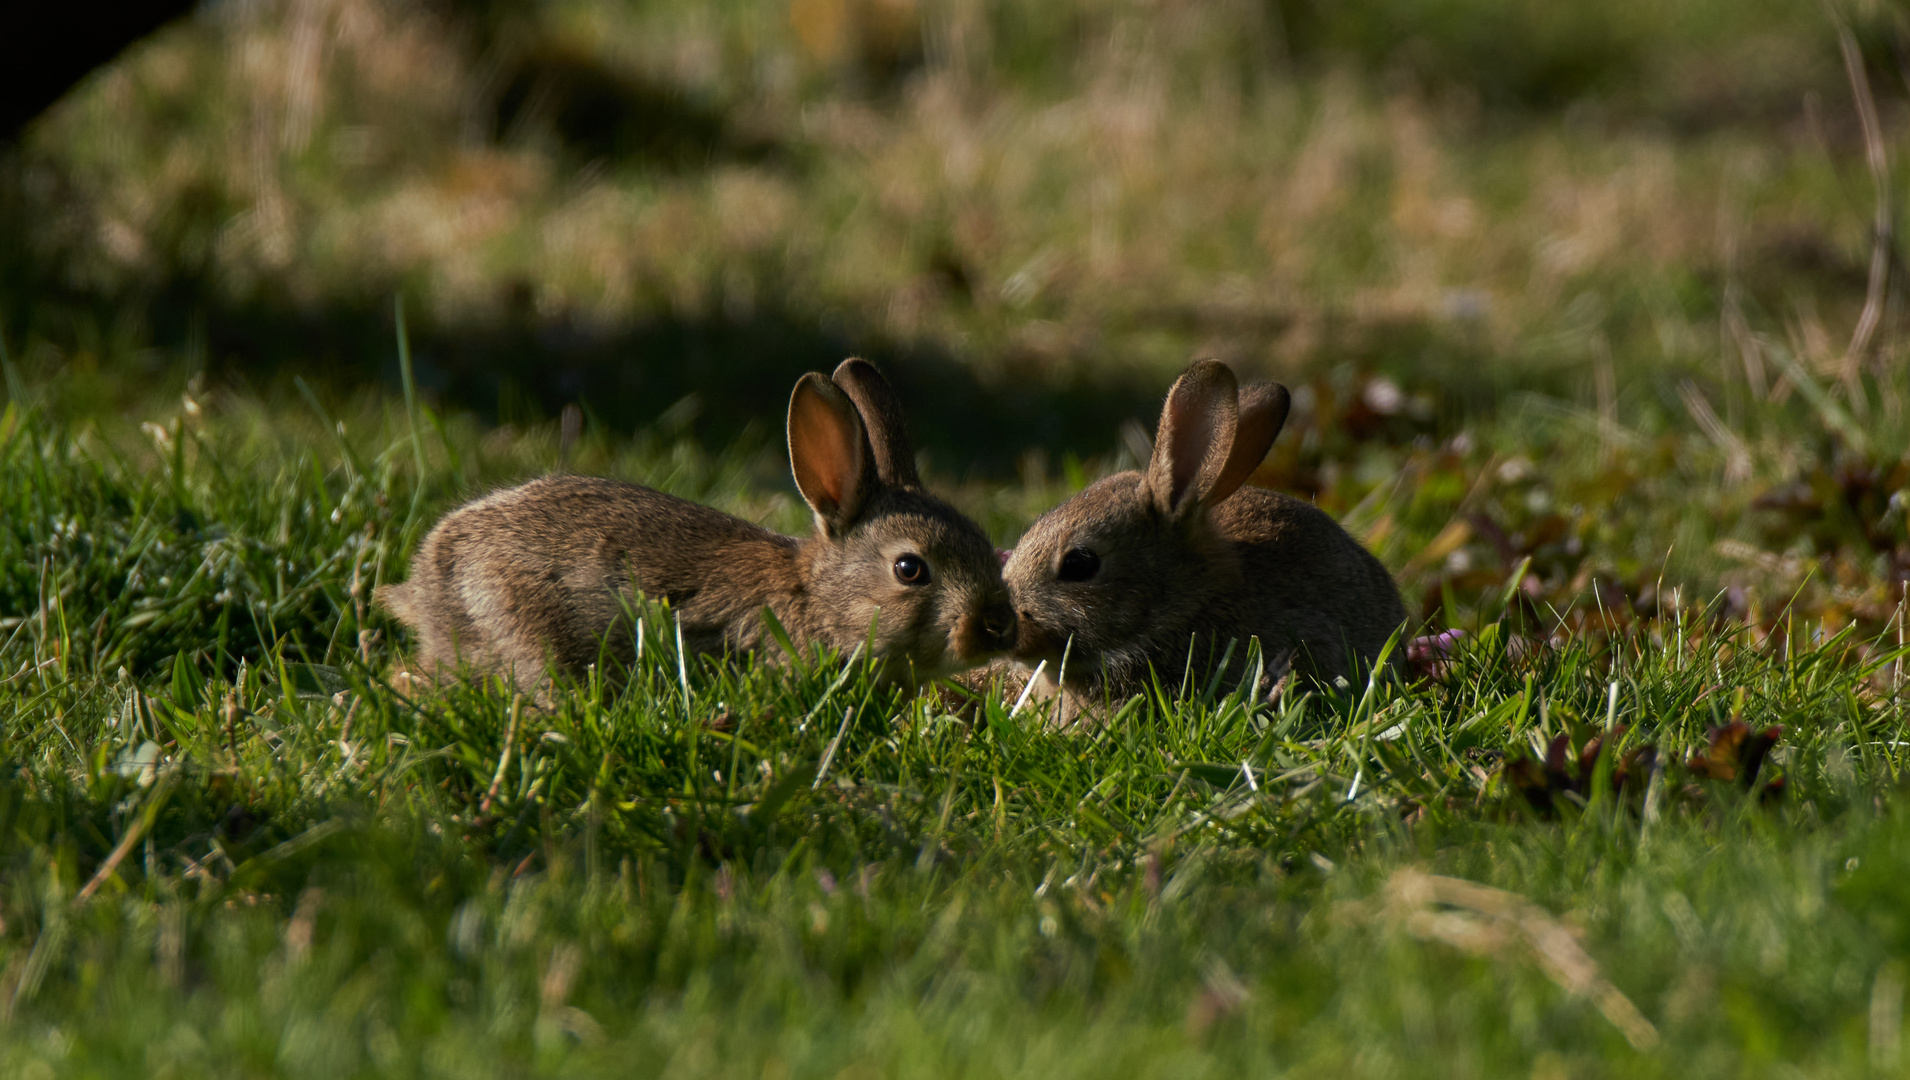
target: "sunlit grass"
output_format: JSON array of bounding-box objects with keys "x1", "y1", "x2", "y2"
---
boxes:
[{"x1": 2, "y1": 362, "x2": 1910, "y2": 1076}]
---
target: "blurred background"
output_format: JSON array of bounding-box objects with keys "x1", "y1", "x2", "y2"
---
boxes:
[{"x1": 8, "y1": 0, "x2": 1910, "y2": 638}]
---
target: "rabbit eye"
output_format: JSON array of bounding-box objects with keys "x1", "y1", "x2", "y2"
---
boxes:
[
  {"x1": 893, "y1": 554, "x2": 930, "y2": 586},
  {"x1": 1057, "y1": 548, "x2": 1101, "y2": 582}
]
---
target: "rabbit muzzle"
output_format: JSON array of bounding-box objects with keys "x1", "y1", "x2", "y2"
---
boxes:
[
  {"x1": 943, "y1": 596, "x2": 1018, "y2": 665},
  {"x1": 979, "y1": 599, "x2": 1017, "y2": 653},
  {"x1": 1009, "y1": 610, "x2": 1070, "y2": 668}
]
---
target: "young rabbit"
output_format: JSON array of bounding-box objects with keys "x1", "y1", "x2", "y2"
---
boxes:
[
  {"x1": 1002, "y1": 359, "x2": 1406, "y2": 718},
  {"x1": 377, "y1": 359, "x2": 1016, "y2": 692}
]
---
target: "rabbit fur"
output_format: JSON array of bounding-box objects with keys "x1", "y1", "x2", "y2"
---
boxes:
[
  {"x1": 1002, "y1": 359, "x2": 1406, "y2": 718},
  {"x1": 376, "y1": 359, "x2": 1015, "y2": 693}
]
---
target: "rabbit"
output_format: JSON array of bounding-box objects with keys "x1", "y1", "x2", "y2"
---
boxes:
[
  {"x1": 1001, "y1": 359, "x2": 1406, "y2": 719},
  {"x1": 376, "y1": 358, "x2": 1016, "y2": 694}
]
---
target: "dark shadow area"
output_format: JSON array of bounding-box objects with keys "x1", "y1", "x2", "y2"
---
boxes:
[
  {"x1": 1, "y1": 248, "x2": 1165, "y2": 480},
  {"x1": 447, "y1": 0, "x2": 798, "y2": 172},
  {"x1": 1265, "y1": 0, "x2": 1910, "y2": 138},
  {"x1": 1268, "y1": 0, "x2": 1653, "y2": 111},
  {"x1": 0, "y1": 0, "x2": 200, "y2": 142},
  {"x1": 487, "y1": 42, "x2": 788, "y2": 172},
  {"x1": 199, "y1": 295, "x2": 1166, "y2": 476}
]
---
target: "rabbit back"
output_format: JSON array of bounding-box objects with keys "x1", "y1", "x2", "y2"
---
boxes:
[
  {"x1": 388, "y1": 475, "x2": 796, "y2": 685},
  {"x1": 1214, "y1": 487, "x2": 1407, "y2": 681}
]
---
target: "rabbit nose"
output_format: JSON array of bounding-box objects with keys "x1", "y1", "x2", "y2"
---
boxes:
[{"x1": 980, "y1": 603, "x2": 1017, "y2": 651}]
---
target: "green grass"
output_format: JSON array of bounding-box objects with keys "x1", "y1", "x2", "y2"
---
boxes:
[{"x1": 3, "y1": 355, "x2": 1910, "y2": 1077}]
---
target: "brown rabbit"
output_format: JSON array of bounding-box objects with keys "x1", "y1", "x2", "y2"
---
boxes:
[
  {"x1": 1002, "y1": 359, "x2": 1406, "y2": 718},
  {"x1": 376, "y1": 359, "x2": 1016, "y2": 693}
]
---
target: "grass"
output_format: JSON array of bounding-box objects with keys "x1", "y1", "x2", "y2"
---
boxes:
[
  {"x1": 9, "y1": 0, "x2": 1910, "y2": 1073},
  {"x1": 9, "y1": 0, "x2": 1910, "y2": 458},
  {"x1": 2, "y1": 348, "x2": 1910, "y2": 1076}
]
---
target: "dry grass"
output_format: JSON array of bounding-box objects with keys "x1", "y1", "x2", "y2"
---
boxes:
[{"x1": 19, "y1": 0, "x2": 1895, "y2": 376}]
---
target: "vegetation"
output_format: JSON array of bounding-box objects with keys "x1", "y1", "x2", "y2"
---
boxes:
[
  {"x1": 8, "y1": 0, "x2": 1910, "y2": 1074},
  {"x1": 1, "y1": 368, "x2": 1908, "y2": 1076}
]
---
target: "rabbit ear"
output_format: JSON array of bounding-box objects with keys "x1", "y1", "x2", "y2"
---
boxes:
[
  {"x1": 831, "y1": 357, "x2": 921, "y2": 488},
  {"x1": 1146, "y1": 359, "x2": 1240, "y2": 516},
  {"x1": 1207, "y1": 382, "x2": 1291, "y2": 504},
  {"x1": 789, "y1": 372, "x2": 874, "y2": 534}
]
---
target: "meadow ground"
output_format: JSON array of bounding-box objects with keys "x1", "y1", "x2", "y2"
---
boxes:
[
  {"x1": 0, "y1": 344, "x2": 1908, "y2": 1078},
  {"x1": 10, "y1": 0, "x2": 1910, "y2": 1075}
]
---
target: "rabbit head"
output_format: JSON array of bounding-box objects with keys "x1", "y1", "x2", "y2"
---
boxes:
[
  {"x1": 790, "y1": 359, "x2": 1017, "y2": 682},
  {"x1": 1002, "y1": 360, "x2": 1289, "y2": 697}
]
